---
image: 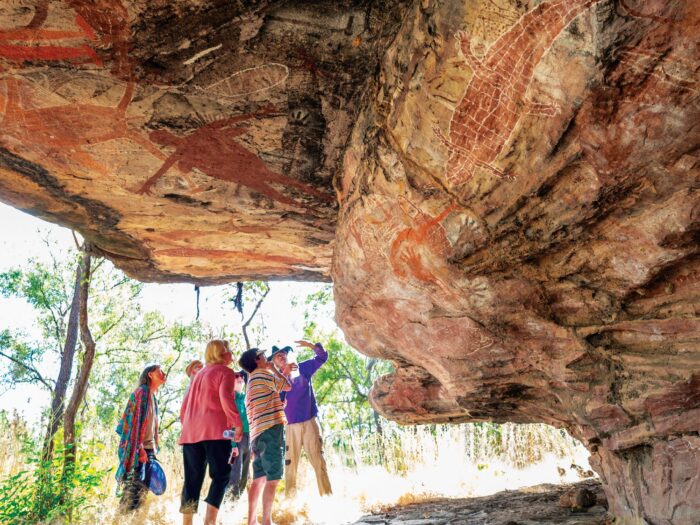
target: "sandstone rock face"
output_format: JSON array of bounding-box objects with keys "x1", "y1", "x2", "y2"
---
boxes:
[
  {"x1": 332, "y1": 1, "x2": 699, "y2": 523},
  {"x1": 0, "y1": 1, "x2": 698, "y2": 523}
]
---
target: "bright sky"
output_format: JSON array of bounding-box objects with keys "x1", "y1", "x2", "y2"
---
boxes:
[{"x1": 0, "y1": 202, "x2": 331, "y2": 422}]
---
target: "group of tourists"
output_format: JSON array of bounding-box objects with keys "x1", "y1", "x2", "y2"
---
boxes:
[{"x1": 115, "y1": 338, "x2": 333, "y2": 525}]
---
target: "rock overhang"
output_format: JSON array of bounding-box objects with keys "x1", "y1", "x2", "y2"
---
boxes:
[
  {"x1": 0, "y1": 0, "x2": 408, "y2": 283},
  {"x1": 0, "y1": 1, "x2": 699, "y2": 523}
]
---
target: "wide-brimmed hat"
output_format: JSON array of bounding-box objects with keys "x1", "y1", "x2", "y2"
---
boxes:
[{"x1": 269, "y1": 345, "x2": 293, "y2": 360}]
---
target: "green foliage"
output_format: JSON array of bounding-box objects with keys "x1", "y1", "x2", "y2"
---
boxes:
[
  {"x1": 0, "y1": 439, "x2": 107, "y2": 524},
  {"x1": 0, "y1": 247, "x2": 79, "y2": 353},
  {"x1": 88, "y1": 315, "x2": 208, "y2": 449},
  {"x1": 0, "y1": 329, "x2": 48, "y2": 389}
]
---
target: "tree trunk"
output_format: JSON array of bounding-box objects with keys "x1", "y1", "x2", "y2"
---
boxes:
[
  {"x1": 62, "y1": 250, "x2": 94, "y2": 490},
  {"x1": 41, "y1": 253, "x2": 84, "y2": 464},
  {"x1": 372, "y1": 409, "x2": 384, "y2": 437}
]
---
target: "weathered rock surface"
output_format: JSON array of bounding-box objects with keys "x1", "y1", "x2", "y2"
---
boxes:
[
  {"x1": 332, "y1": 1, "x2": 699, "y2": 523},
  {"x1": 350, "y1": 480, "x2": 609, "y2": 525},
  {"x1": 0, "y1": 1, "x2": 698, "y2": 523}
]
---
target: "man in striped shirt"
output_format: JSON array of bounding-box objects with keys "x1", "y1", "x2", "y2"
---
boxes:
[{"x1": 239, "y1": 347, "x2": 294, "y2": 525}]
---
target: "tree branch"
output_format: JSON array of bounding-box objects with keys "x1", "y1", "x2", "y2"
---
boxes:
[
  {"x1": 160, "y1": 416, "x2": 180, "y2": 432},
  {"x1": 94, "y1": 311, "x2": 127, "y2": 342},
  {"x1": 37, "y1": 282, "x2": 64, "y2": 351},
  {"x1": 338, "y1": 361, "x2": 367, "y2": 399},
  {"x1": 0, "y1": 349, "x2": 52, "y2": 390},
  {"x1": 241, "y1": 284, "x2": 269, "y2": 350}
]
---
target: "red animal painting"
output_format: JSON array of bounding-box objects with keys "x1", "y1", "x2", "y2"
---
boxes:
[
  {"x1": 0, "y1": 76, "x2": 165, "y2": 177},
  {"x1": 435, "y1": 0, "x2": 605, "y2": 185},
  {"x1": 136, "y1": 112, "x2": 335, "y2": 209}
]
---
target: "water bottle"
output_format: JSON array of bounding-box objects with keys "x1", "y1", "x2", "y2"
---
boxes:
[{"x1": 223, "y1": 429, "x2": 236, "y2": 439}]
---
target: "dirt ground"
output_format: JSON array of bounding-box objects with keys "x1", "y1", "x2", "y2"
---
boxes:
[{"x1": 350, "y1": 480, "x2": 610, "y2": 525}]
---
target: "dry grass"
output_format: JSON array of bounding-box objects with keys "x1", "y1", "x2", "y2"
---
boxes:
[{"x1": 1, "y1": 421, "x2": 594, "y2": 524}]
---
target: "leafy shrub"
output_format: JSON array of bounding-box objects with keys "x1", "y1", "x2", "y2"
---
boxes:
[{"x1": 0, "y1": 441, "x2": 108, "y2": 524}]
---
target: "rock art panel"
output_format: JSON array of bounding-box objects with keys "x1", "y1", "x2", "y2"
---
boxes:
[
  {"x1": 1, "y1": 76, "x2": 163, "y2": 179},
  {"x1": 0, "y1": 0, "x2": 409, "y2": 281},
  {"x1": 435, "y1": 0, "x2": 604, "y2": 187},
  {"x1": 334, "y1": 0, "x2": 699, "y2": 523},
  {"x1": 137, "y1": 107, "x2": 333, "y2": 209}
]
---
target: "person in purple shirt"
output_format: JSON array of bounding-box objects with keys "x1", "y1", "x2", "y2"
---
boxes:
[{"x1": 269, "y1": 340, "x2": 332, "y2": 497}]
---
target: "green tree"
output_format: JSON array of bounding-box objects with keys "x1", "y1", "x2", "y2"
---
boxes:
[
  {"x1": 0, "y1": 236, "x2": 146, "y2": 521},
  {"x1": 299, "y1": 286, "x2": 393, "y2": 460},
  {"x1": 0, "y1": 239, "x2": 86, "y2": 463}
]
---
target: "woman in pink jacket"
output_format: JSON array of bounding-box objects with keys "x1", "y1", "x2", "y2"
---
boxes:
[{"x1": 179, "y1": 340, "x2": 242, "y2": 525}]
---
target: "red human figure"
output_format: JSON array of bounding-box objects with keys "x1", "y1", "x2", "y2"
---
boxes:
[
  {"x1": 390, "y1": 202, "x2": 458, "y2": 288},
  {"x1": 137, "y1": 112, "x2": 334, "y2": 208}
]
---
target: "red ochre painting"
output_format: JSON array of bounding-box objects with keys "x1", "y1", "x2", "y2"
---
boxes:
[
  {"x1": 0, "y1": 76, "x2": 165, "y2": 178},
  {"x1": 0, "y1": 2, "x2": 331, "y2": 212},
  {"x1": 0, "y1": 2, "x2": 100, "y2": 68},
  {"x1": 389, "y1": 201, "x2": 457, "y2": 287},
  {"x1": 435, "y1": 0, "x2": 606, "y2": 185},
  {"x1": 0, "y1": 0, "x2": 132, "y2": 74},
  {"x1": 138, "y1": 112, "x2": 334, "y2": 208}
]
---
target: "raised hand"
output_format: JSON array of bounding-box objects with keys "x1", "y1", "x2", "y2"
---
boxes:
[{"x1": 283, "y1": 363, "x2": 299, "y2": 376}]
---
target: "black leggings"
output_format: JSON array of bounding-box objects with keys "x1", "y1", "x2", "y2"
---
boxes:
[{"x1": 180, "y1": 440, "x2": 232, "y2": 513}]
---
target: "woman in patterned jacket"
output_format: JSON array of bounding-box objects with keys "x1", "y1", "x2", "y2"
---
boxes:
[{"x1": 115, "y1": 363, "x2": 167, "y2": 511}]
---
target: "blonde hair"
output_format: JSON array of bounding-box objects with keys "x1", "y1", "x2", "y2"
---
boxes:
[{"x1": 205, "y1": 340, "x2": 230, "y2": 365}]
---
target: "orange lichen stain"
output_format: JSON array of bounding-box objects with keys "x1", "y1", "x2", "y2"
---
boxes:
[{"x1": 137, "y1": 109, "x2": 334, "y2": 209}]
